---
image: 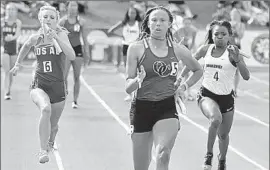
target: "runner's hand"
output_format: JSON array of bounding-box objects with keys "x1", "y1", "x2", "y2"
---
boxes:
[
  {"x1": 227, "y1": 45, "x2": 240, "y2": 62},
  {"x1": 10, "y1": 64, "x2": 20, "y2": 76}
]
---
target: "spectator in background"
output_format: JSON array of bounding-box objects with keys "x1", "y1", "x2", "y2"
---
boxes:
[
  {"x1": 230, "y1": 1, "x2": 246, "y2": 97},
  {"x1": 1, "y1": 3, "x2": 22, "y2": 100},
  {"x1": 173, "y1": 16, "x2": 198, "y2": 101},
  {"x1": 168, "y1": 1, "x2": 197, "y2": 19},
  {"x1": 59, "y1": 1, "x2": 90, "y2": 109},
  {"x1": 108, "y1": 6, "x2": 142, "y2": 102}
]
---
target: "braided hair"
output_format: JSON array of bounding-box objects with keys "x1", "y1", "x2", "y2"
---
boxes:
[
  {"x1": 138, "y1": 6, "x2": 174, "y2": 42},
  {"x1": 205, "y1": 20, "x2": 233, "y2": 45}
]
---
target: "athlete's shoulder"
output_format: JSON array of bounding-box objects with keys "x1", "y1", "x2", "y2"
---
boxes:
[
  {"x1": 199, "y1": 44, "x2": 211, "y2": 52},
  {"x1": 172, "y1": 41, "x2": 189, "y2": 53},
  {"x1": 129, "y1": 39, "x2": 144, "y2": 49},
  {"x1": 191, "y1": 44, "x2": 211, "y2": 60},
  {"x1": 27, "y1": 33, "x2": 42, "y2": 47},
  {"x1": 127, "y1": 39, "x2": 145, "y2": 56},
  {"x1": 77, "y1": 16, "x2": 85, "y2": 26},
  {"x1": 171, "y1": 41, "x2": 192, "y2": 61}
]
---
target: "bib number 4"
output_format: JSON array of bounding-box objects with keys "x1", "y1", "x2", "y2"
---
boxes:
[
  {"x1": 43, "y1": 61, "x2": 52, "y2": 73},
  {"x1": 214, "y1": 71, "x2": 219, "y2": 81}
]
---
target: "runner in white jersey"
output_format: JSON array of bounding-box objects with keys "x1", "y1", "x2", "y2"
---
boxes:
[
  {"x1": 202, "y1": 43, "x2": 237, "y2": 95},
  {"x1": 178, "y1": 20, "x2": 250, "y2": 170}
]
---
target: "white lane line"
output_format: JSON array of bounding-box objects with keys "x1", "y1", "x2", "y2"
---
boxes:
[
  {"x1": 81, "y1": 74, "x2": 268, "y2": 170},
  {"x1": 53, "y1": 143, "x2": 65, "y2": 170},
  {"x1": 80, "y1": 76, "x2": 130, "y2": 133},
  {"x1": 178, "y1": 114, "x2": 268, "y2": 170},
  {"x1": 238, "y1": 89, "x2": 269, "y2": 103},
  {"x1": 250, "y1": 75, "x2": 269, "y2": 86},
  {"x1": 235, "y1": 110, "x2": 269, "y2": 128}
]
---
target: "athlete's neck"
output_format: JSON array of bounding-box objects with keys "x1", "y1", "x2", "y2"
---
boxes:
[
  {"x1": 149, "y1": 36, "x2": 167, "y2": 49},
  {"x1": 150, "y1": 35, "x2": 166, "y2": 41},
  {"x1": 67, "y1": 14, "x2": 77, "y2": 20},
  {"x1": 214, "y1": 45, "x2": 227, "y2": 52}
]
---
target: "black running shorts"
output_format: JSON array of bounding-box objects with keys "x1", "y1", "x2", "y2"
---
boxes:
[{"x1": 129, "y1": 96, "x2": 179, "y2": 133}]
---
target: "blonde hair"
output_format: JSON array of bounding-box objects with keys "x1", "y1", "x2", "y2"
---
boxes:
[
  {"x1": 37, "y1": 5, "x2": 69, "y2": 35},
  {"x1": 38, "y1": 5, "x2": 60, "y2": 21}
]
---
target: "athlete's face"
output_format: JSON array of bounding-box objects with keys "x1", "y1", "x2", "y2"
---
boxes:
[
  {"x1": 67, "y1": 2, "x2": 78, "y2": 16},
  {"x1": 6, "y1": 4, "x2": 17, "y2": 18},
  {"x1": 128, "y1": 8, "x2": 137, "y2": 20},
  {"x1": 39, "y1": 9, "x2": 58, "y2": 30},
  {"x1": 148, "y1": 9, "x2": 171, "y2": 38},
  {"x1": 212, "y1": 25, "x2": 230, "y2": 47}
]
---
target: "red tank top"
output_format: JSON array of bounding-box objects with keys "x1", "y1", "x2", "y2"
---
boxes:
[{"x1": 136, "y1": 38, "x2": 180, "y2": 101}]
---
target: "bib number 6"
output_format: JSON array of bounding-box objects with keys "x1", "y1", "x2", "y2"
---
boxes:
[{"x1": 43, "y1": 61, "x2": 52, "y2": 73}]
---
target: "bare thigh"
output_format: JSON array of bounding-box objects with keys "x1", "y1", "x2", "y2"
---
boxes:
[
  {"x1": 198, "y1": 97, "x2": 222, "y2": 120},
  {"x1": 1, "y1": 53, "x2": 11, "y2": 71},
  {"x1": 71, "y1": 57, "x2": 83, "y2": 79},
  {"x1": 131, "y1": 132, "x2": 153, "y2": 169},
  {"x1": 30, "y1": 88, "x2": 51, "y2": 110},
  {"x1": 50, "y1": 100, "x2": 66, "y2": 127},
  {"x1": 153, "y1": 118, "x2": 179, "y2": 151},
  {"x1": 10, "y1": 55, "x2": 17, "y2": 68},
  {"x1": 218, "y1": 110, "x2": 234, "y2": 138}
]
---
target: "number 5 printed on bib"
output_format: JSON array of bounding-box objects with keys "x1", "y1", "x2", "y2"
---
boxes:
[
  {"x1": 43, "y1": 61, "x2": 52, "y2": 73},
  {"x1": 170, "y1": 62, "x2": 179, "y2": 76}
]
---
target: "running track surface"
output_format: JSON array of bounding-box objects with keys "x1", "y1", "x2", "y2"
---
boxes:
[{"x1": 1, "y1": 63, "x2": 269, "y2": 170}]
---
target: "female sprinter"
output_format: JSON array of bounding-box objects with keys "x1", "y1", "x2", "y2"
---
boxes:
[
  {"x1": 1, "y1": 3, "x2": 21, "y2": 100},
  {"x1": 10, "y1": 5, "x2": 75, "y2": 164},
  {"x1": 107, "y1": 6, "x2": 142, "y2": 101},
  {"x1": 180, "y1": 20, "x2": 250, "y2": 170},
  {"x1": 125, "y1": 6, "x2": 203, "y2": 170},
  {"x1": 59, "y1": 1, "x2": 90, "y2": 108}
]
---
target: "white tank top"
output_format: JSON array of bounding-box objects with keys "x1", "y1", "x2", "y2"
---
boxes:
[
  {"x1": 202, "y1": 44, "x2": 237, "y2": 95},
  {"x1": 122, "y1": 21, "x2": 140, "y2": 45}
]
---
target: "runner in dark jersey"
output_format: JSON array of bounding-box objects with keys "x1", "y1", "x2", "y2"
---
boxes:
[
  {"x1": 125, "y1": 6, "x2": 203, "y2": 170},
  {"x1": 1, "y1": 3, "x2": 21, "y2": 100},
  {"x1": 59, "y1": 1, "x2": 90, "y2": 109},
  {"x1": 10, "y1": 5, "x2": 75, "y2": 164}
]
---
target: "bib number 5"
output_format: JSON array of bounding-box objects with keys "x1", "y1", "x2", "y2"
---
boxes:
[
  {"x1": 43, "y1": 61, "x2": 52, "y2": 73},
  {"x1": 170, "y1": 62, "x2": 179, "y2": 76}
]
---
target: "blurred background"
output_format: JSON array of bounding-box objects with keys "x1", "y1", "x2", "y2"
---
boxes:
[{"x1": 1, "y1": 1, "x2": 269, "y2": 66}]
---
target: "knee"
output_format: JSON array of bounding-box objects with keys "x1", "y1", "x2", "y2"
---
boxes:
[
  {"x1": 210, "y1": 115, "x2": 222, "y2": 128},
  {"x1": 218, "y1": 133, "x2": 229, "y2": 140},
  {"x1": 156, "y1": 144, "x2": 171, "y2": 164},
  {"x1": 74, "y1": 75, "x2": 80, "y2": 82},
  {"x1": 41, "y1": 104, "x2": 51, "y2": 117}
]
